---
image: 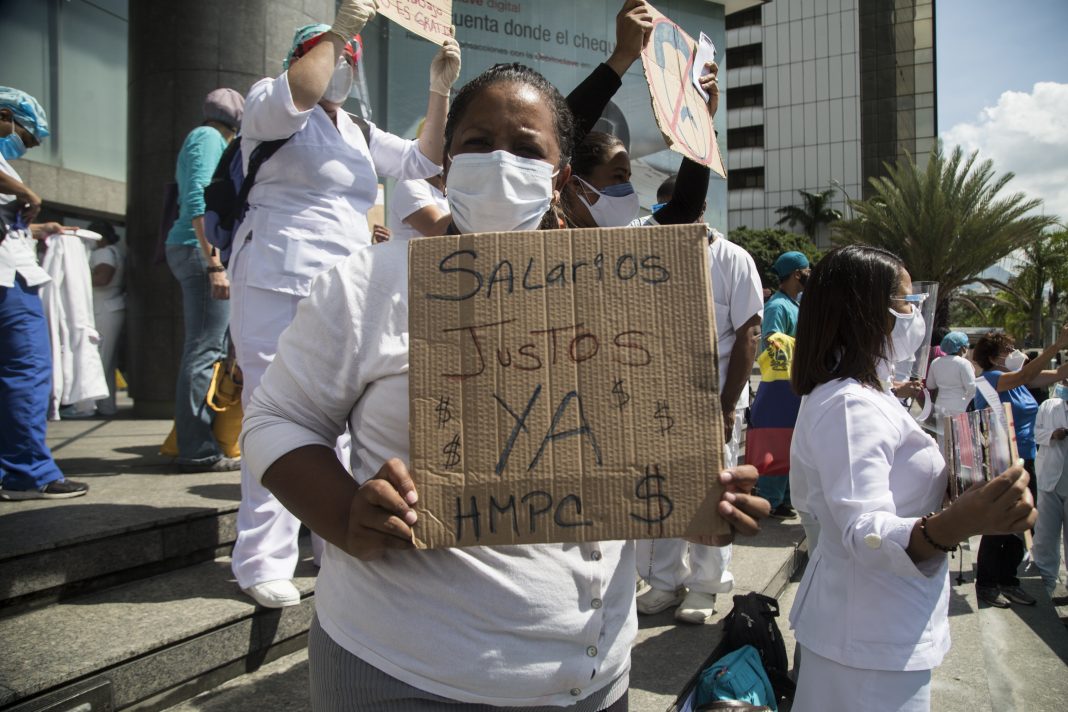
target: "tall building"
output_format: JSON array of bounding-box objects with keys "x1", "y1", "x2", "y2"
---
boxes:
[{"x1": 725, "y1": 0, "x2": 936, "y2": 247}]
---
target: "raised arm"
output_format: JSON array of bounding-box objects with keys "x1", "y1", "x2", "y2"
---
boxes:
[
  {"x1": 288, "y1": 0, "x2": 377, "y2": 111},
  {"x1": 566, "y1": 0, "x2": 651, "y2": 141},
  {"x1": 419, "y1": 38, "x2": 460, "y2": 164},
  {"x1": 652, "y1": 62, "x2": 719, "y2": 225},
  {"x1": 997, "y1": 325, "x2": 1068, "y2": 391}
]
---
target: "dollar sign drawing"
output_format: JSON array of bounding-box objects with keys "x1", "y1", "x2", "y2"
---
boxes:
[
  {"x1": 442, "y1": 433, "x2": 461, "y2": 469},
  {"x1": 612, "y1": 379, "x2": 630, "y2": 410},
  {"x1": 654, "y1": 401, "x2": 674, "y2": 435},
  {"x1": 435, "y1": 395, "x2": 452, "y2": 429}
]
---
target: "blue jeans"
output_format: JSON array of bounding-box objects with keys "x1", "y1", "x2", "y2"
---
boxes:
[
  {"x1": 166, "y1": 244, "x2": 229, "y2": 465},
  {"x1": 0, "y1": 277, "x2": 65, "y2": 490}
]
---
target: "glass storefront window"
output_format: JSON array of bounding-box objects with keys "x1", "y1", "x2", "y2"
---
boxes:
[{"x1": 0, "y1": 0, "x2": 128, "y2": 181}]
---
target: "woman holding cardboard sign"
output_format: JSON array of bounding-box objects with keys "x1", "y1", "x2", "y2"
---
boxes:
[
  {"x1": 242, "y1": 62, "x2": 768, "y2": 710},
  {"x1": 788, "y1": 245, "x2": 1036, "y2": 712}
]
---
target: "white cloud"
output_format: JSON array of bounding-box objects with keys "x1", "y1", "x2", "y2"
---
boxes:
[{"x1": 942, "y1": 82, "x2": 1068, "y2": 224}]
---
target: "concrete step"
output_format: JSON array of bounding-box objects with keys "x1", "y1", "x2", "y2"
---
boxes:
[
  {"x1": 0, "y1": 419, "x2": 240, "y2": 614},
  {"x1": 778, "y1": 538, "x2": 1068, "y2": 712},
  {"x1": 0, "y1": 550, "x2": 318, "y2": 712}
]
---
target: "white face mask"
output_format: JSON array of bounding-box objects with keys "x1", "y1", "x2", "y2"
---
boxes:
[
  {"x1": 574, "y1": 176, "x2": 640, "y2": 228},
  {"x1": 446, "y1": 150, "x2": 556, "y2": 234},
  {"x1": 1002, "y1": 349, "x2": 1027, "y2": 372},
  {"x1": 323, "y1": 58, "x2": 354, "y2": 103},
  {"x1": 888, "y1": 307, "x2": 926, "y2": 363}
]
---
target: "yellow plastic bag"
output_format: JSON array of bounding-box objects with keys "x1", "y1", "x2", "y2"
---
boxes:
[{"x1": 159, "y1": 359, "x2": 243, "y2": 459}]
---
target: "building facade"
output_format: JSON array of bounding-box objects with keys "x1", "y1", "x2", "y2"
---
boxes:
[{"x1": 725, "y1": 0, "x2": 936, "y2": 247}]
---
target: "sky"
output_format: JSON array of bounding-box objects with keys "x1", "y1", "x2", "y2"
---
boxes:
[{"x1": 937, "y1": 0, "x2": 1068, "y2": 223}]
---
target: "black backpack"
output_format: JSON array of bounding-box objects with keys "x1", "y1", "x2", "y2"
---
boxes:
[{"x1": 671, "y1": 592, "x2": 795, "y2": 711}]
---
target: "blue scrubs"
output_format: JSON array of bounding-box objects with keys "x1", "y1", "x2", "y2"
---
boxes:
[{"x1": 0, "y1": 276, "x2": 64, "y2": 490}]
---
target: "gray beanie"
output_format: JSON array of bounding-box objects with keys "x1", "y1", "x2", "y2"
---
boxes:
[{"x1": 203, "y1": 88, "x2": 245, "y2": 130}]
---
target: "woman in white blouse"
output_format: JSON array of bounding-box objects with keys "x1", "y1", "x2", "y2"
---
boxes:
[
  {"x1": 228, "y1": 0, "x2": 461, "y2": 609},
  {"x1": 240, "y1": 62, "x2": 769, "y2": 711},
  {"x1": 788, "y1": 245, "x2": 1036, "y2": 712}
]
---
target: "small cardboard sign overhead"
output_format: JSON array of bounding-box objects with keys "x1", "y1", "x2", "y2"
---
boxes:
[
  {"x1": 377, "y1": 0, "x2": 454, "y2": 46},
  {"x1": 408, "y1": 224, "x2": 726, "y2": 549},
  {"x1": 641, "y1": 6, "x2": 725, "y2": 177}
]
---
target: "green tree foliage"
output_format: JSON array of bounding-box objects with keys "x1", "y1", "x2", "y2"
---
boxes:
[
  {"x1": 775, "y1": 188, "x2": 843, "y2": 239},
  {"x1": 958, "y1": 230, "x2": 1068, "y2": 345},
  {"x1": 832, "y1": 145, "x2": 1058, "y2": 331},
  {"x1": 729, "y1": 227, "x2": 822, "y2": 291}
]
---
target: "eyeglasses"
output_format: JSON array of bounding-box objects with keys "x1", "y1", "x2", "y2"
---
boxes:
[{"x1": 890, "y1": 293, "x2": 929, "y2": 304}]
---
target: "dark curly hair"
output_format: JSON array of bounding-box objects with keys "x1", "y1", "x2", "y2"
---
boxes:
[
  {"x1": 973, "y1": 332, "x2": 1014, "y2": 371},
  {"x1": 443, "y1": 63, "x2": 575, "y2": 169},
  {"x1": 571, "y1": 131, "x2": 625, "y2": 179}
]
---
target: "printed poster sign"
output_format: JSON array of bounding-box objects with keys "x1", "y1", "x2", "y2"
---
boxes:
[
  {"x1": 408, "y1": 224, "x2": 726, "y2": 548},
  {"x1": 641, "y1": 5, "x2": 725, "y2": 176},
  {"x1": 378, "y1": 0, "x2": 454, "y2": 45}
]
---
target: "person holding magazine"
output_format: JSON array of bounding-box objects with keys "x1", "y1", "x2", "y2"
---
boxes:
[{"x1": 788, "y1": 245, "x2": 1036, "y2": 712}]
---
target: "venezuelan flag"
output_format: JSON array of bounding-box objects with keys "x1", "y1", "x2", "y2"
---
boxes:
[{"x1": 746, "y1": 333, "x2": 801, "y2": 476}]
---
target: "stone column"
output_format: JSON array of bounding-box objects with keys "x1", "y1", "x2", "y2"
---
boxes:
[{"x1": 126, "y1": 0, "x2": 333, "y2": 417}]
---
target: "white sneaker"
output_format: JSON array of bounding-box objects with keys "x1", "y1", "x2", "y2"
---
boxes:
[
  {"x1": 243, "y1": 579, "x2": 301, "y2": 608},
  {"x1": 636, "y1": 586, "x2": 685, "y2": 615},
  {"x1": 674, "y1": 590, "x2": 716, "y2": 624}
]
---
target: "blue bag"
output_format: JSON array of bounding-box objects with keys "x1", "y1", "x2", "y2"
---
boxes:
[
  {"x1": 202, "y1": 136, "x2": 288, "y2": 265},
  {"x1": 695, "y1": 645, "x2": 776, "y2": 711}
]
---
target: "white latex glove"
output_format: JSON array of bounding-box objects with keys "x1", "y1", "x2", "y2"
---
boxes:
[
  {"x1": 331, "y1": 0, "x2": 377, "y2": 41},
  {"x1": 429, "y1": 38, "x2": 462, "y2": 97}
]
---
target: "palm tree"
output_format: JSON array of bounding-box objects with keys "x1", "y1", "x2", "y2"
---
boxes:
[
  {"x1": 832, "y1": 144, "x2": 1058, "y2": 331},
  {"x1": 775, "y1": 188, "x2": 843, "y2": 240}
]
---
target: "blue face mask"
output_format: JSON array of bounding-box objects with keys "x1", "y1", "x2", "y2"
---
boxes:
[
  {"x1": 1055, "y1": 384, "x2": 1068, "y2": 401},
  {"x1": 651, "y1": 201, "x2": 667, "y2": 213},
  {"x1": 0, "y1": 131, "x2": 26, "y2": 160},
  {"x1": 599, "y1": 181, "x2": 635, "y2": 198}
]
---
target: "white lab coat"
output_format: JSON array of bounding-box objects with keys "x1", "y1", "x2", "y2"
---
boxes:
[
  {"x1": 789, "y1": 377, "x2": 950, "y2": 674},
  {"x1": 40, "y1": 233, "x2": 108, "y2": 418},
  {"x1": 229, "y1": 70, "x2": 440, "y2": 589},
  {"x1": 233, "y1": 71, "x2": 439, "y2": 297},
  {"x1": 1035, "y1": 398, "x2": 1068, "y2": 492},
  {"x1": 926, "y1": 353, "x2": 976, "y2": 416}
]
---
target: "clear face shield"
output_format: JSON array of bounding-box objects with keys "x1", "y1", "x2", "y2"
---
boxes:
[
  {"x1": 342, "y1": 54, "x2": 373, "y2": 122},
  {"x1": 890, "y1": 281, "x2": 938, "y2": 422}
]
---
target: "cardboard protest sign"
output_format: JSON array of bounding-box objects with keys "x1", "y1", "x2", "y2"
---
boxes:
[
  {"x1": 377, "y1": 0, "x2": 454, "y2": 46},
  {"x1": 641, "y1": 6, "x2": 725, "y2": 177},
  {"x1": 408, "y1": 224, "x2": 726, "y2": 549}
]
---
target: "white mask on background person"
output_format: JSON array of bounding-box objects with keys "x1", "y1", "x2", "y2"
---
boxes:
[
  {"x1": 446, "y1": 150, "x2": 556, "y2": 234},
  {"x1": 1002, "y1": 349, "x2": 1027, "y2": 372},
  {"x1": 323, "y1": 58, "x2": 354, "y2": 103},
  {"x1": 574, "y1": 176, "x2": 640, "y2": 228},
  {"x1": 888, "y1": 307, "x2": 927, "y2": 363}
]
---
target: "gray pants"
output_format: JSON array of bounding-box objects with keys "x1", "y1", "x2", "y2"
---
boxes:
[
  {"x1": 1033, "y1": 485, "x2": 1068, "y2": 593},
  {"x1": 308, "y1": 616, "x2": 628, "y2": 712}
]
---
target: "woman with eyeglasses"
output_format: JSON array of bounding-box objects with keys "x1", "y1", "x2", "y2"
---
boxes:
[
  {"x1": 969, "y1": 327, "x2": 1068, "y2": 608},
  {"x1": 788, "y1": 245, "x2": 1036, "y2": 712}
]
